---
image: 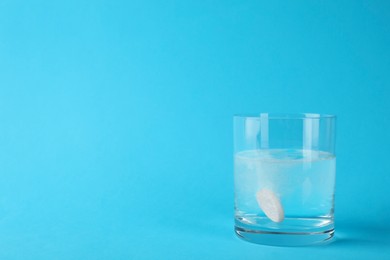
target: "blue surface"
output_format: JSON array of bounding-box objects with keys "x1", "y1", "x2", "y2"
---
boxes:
[{"x1": 0, "y1": 0, "x2": 389, "y2": 259}]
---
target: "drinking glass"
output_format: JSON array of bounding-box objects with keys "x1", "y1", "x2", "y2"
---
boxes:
[{"x1": 234, "y1": 113, "x2": 336, "y2": 246}]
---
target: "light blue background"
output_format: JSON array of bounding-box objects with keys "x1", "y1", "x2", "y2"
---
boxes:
[{"x1": 0, "y1": 0, "x2": 389, "y2": 259}]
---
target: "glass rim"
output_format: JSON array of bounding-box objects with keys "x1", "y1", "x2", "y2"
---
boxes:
[{"x1": 233, "y1": 113, "x2": 336, "y2": 119}]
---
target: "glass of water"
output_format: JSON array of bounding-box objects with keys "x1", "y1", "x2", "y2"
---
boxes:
[{"x1": 233, "y1": 113, "x2": 336, "y2": 246}]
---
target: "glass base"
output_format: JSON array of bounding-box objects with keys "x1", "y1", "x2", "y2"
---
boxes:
[
  {"x1": 235, "y1": 226, "x2": 334, "y2": 246},
  {"x1": 234, "y1": 216, "x2": 334, "y2": 246}
]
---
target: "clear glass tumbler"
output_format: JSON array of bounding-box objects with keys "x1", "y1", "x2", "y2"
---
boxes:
[{"x1": 233, "y1": 113, "x2": 336, "y2": 246}]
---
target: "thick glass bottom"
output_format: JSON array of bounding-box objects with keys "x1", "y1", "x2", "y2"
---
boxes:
[{"x1": 235, "y1": 216, "x2": 334, "y2": 246}]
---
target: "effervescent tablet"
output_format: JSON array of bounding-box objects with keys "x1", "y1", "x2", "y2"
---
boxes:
[{"x1": 256, "y1": 189, "x2": 285, "y2": 223}]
